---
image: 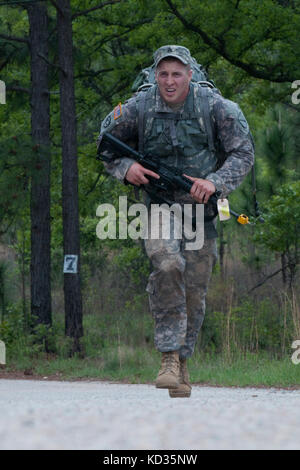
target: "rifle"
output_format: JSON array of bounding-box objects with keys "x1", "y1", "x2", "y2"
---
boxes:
[{"x1": 97, "y1": 132, "x2": 250, "y2": 225}]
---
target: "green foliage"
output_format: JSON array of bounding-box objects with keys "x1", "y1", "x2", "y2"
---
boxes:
[
  {"x1": 254, "y1": 181, "x2": 300, "y2": 255},
  {"x1": 32, "y1": 322, "x2": 57, "y2": 354},
  {"x1": 0, "y1": 135, "x2": 40, "y2": 227},
  {"x1": 201, "y1": 297, "x2": 293, "y2": 356},
  {"x1": 112, "y1": 243, "x2": 150, "y2": 287},
  {"x1": 0, "y1": 261, "x2": 8, "y2": 321},
  {"x1": 1, "y1": 0, "x2": 300, "y2": 373},
  {"x1": 0, "y1": 302, "x2": 25, "y2": 345},
  {"x1": 255, "y1": 105, "x2": 300, "y2": 198}
]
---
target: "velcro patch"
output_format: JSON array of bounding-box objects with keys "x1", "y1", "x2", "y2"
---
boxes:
[
  {"x1": 114, "y1": 103, "x2": 122, "y2": 120},
  {"x1": 103, "y1": 115, "x2": 112, "y2": 128}
]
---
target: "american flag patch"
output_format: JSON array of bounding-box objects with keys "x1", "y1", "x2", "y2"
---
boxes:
[{"x1": 113, "y1": 103, "x2": 122, "y2": 120}]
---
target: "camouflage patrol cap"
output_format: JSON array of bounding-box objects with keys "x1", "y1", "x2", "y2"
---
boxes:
[{"x1": 154, "y1": 45, "x2": 192, "y2": 68}]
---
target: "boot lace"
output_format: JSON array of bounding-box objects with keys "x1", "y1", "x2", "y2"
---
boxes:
[{"x1": 162, "y1": 353, "x2": 178, "y2": 373}]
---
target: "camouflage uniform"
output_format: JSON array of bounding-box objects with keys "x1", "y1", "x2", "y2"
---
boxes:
[{"x1": 98, "y1": 46, "x2": 254, "y2": 359}]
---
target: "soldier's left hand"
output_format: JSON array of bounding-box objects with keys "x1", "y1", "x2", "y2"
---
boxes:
[{"x1": 183, "y1": 175, "x2": 216, "y2": 204}]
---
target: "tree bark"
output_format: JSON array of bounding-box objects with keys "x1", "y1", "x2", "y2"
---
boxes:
[
  {"x1": 56, "y1": 0, "x2": 83, "y2": 354},
  {"x1": 28, "y1": 2, "x2": 52, "y2": 331}
]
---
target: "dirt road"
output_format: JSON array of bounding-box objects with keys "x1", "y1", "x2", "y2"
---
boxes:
[{"x1": 0, "y1": 379, "x2": 299, "y2": 450}]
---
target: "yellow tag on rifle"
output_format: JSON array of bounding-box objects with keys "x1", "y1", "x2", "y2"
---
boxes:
[
  {"x1": 237, "y1": 214, "x2": 249, "y2": 225},
  {"x1": 217, "y1": 198, "x2": 231, "y2": 221}
]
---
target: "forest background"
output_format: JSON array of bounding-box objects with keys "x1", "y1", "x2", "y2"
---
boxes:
[{"x1": 0, "y1": 0, "x2": 299, "y2": 386}]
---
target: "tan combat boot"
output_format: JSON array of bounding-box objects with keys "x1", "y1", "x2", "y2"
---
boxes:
[
  {"x1": 155, "y1": 351, "x2": 180, "y2": 389},
  {"x1": 169, "y1": 358, "x2": 192, "y2": 398}
]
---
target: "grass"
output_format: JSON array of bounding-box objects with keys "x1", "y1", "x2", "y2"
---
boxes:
[
  {"x1": 1, "y1": 310, "x2": 300, "y2": 388},
  {"x1": 4, "y1": 344, "x2": 160, "y2": 383},
  {"x1": 189, "y1": 352, "x2": 300, "y2": 388},
  {"x1": 3, "y1": 345, "x2": 300, "y2": 388}
]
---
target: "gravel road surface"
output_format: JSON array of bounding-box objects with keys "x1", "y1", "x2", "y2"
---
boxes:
[{"x1": 0, "y1": 379, "x2": 300, "y2": 450}]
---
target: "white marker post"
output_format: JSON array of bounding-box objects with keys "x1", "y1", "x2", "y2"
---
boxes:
[
  {"x1": 0, "y1": 340, "x2": 6, "y2": 366},
  {"x1": 0, "y1": 80, "x2": 6, "y2": 104}
]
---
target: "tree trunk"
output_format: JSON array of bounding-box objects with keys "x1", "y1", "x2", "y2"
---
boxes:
[
  {"x1": 56, "y1": 0, "x2": 83, "y2": 354},
  {"x1": 28, "y1": 3, "x2": 52, "y2": 332},
  {"x1": 281, "y1": 253, "x2": 287, "y2": 286}
]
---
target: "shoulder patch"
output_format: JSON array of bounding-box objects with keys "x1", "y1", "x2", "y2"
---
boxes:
[{"x1": 114, "y1": 103, "x2": 122, "y2": 120}]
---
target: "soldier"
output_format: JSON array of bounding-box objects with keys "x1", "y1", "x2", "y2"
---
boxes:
[{"x1": 98, "y1": 45, "x2": 254, "y2": 398}]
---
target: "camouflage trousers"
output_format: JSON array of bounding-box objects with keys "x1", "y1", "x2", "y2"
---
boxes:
[{"x1": 144, "y1": 207, "x2": 217, "y2": 359}]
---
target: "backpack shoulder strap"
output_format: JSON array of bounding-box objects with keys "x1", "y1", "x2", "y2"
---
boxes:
[
  {"x1": 138, "y1": 91, "x2": 147, "y2": 153},
  {"x1": 137, "y1": 85, "x2": 155, "y2": 153},
  {"x1": 196, "y1": 84, "x2": 216, "y2": 153}
]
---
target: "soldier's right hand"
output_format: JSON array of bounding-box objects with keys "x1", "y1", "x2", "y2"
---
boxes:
[{"x1": 125, "y1": 162, "x2": 160, "y2": 186}]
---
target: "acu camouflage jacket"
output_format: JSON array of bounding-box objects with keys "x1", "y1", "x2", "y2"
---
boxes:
[{"x1": 98, "y1": 83, "x2": 254, "y2": 235}]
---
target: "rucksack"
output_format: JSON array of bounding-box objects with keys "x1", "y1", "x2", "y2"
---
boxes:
[{"x1": 132, "y1": 56, "x2": 216, "y2": 93}]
